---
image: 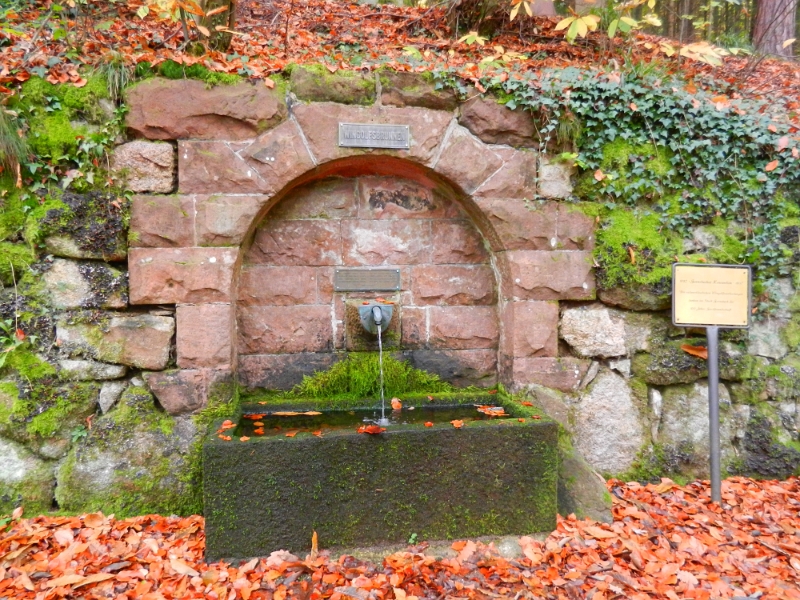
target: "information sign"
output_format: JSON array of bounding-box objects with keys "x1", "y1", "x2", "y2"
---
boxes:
[
  {"x1": 334, "y1": 268, "x2": 401, "y2": 292},
  {"x1": 672, "y1": 264, "x2": 751, "y2": 328}
]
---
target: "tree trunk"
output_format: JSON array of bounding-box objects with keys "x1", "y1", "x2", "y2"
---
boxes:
[{"x1": 752, "y1": 0, "x2": 797, "y2": 56}]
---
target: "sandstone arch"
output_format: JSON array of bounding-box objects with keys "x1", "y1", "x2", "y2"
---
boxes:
[{"x1": 127, "y1": 87, "x2": 597, "y2": 408}]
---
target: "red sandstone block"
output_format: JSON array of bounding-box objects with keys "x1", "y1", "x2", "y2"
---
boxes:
[
  {"x1": 401, "y1": 306, "x2": 427, "y2": 347},
  {"x1": 473, "y1": 198, "x2": 557, "y2": 251},
  {"x1": 430, "y1": 220, "x2": 489, "y2": 264},
  {"x1": 357, "y1": 177, "x2": 460, "y2": 219},
  {"x1": 292, "y1": 102, "x2": 452, "y2": 165},
  {"x1": 557, "y1": 206, "x2": 595, "y2": 251},
  {"x1": 411, "y1": 265, "x2": 495, "y2": 306},
  {"x1": 246, "y1": 220, "x2": 342, "y2": 266},
  {"x1": 176, "y1": 304, "x2": 233, "y2": 369},
  {"x1": 270, "y1": 177, "x2": 357, "y2": 219},
  {"x1": 473, "y1": 148, "x2": 537, "y2": 199},
  {"x1": 428, "y1": 306, "x2": 499, "y2": 350},
  {"x1": 501, "y1": 301, "x2": 558, "y2": 358},
  {"x1": 435, "y1": 125, "x2": 504, "y2": 193},
  {"x1": 237, "y1": 305, "x2": 332, "y2": 354},
  {"x1": 505, "y1": 250, "x2": 595, "y2": 301},
  {"x1": 129, "y1": 247, "x2": 238, "y2": 304},
  {"x1": 243, "y1": 120, "x2": 317, "y2": 192},
  {"x1": 195, "y1": 194, "x2": 264, "y2": 246},
  {"x1": 342, "y1": 220, "x2": 431, "y2": 265},
  {"x1": 130, "y1": 195, "x2": 194, "y2": 247},
  {"x1": 178, "y1": 141, "x2": 271, "y2": 194},
  {"x1": 238, "y1": 266, "x2": 317, "y2": 306}
]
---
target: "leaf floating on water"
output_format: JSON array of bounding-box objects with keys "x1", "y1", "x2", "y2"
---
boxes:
[
  {"x1": 477, "y1": 405, "x2": 508, "y2": 417},
  {"x1": 285, "y1": 430, "x2": 299, "y2": 438},
  {"x1": 304, "y1": 411, "x2": 322, "y2": 416},
  {"x1": 681, "y1": 344, "x2": 709, "y2": 360},
  {"x1": 240, "y1": 436, "x2": 250, "y2": 442},
  {"x1": 272, "y1": 411, "x2": 302, "y2": 416},
  {"x1": 391, "y1": 397, "x2": 402, "y2": 410},
  {"x1": 254, "y1": 428, "x2": 265, "y2": 435},
  {"x1": 357, "y1": 425, "x2": 386, "y2": 435},
  {"x1": 451, "y1": 420, "x2": 465, "y2": 429},
  {"x1": 244, "y1": 414, "x2": 266, "y2": 420},
  {"x1": 253, "y1": 421, "x2": 264, "y2": 426}
]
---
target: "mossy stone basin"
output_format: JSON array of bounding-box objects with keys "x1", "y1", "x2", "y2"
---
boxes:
[{"x1": 203, "y1": 395, "x2": 558, "y2": 561}]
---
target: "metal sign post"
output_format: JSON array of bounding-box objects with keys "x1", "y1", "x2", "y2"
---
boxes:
[{"x1": 672, "y1": 264, "x2": 751, "y2": 503}]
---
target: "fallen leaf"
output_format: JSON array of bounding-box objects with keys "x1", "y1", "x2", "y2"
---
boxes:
[
  {"x1": 583, "y1": 526, "x2": 617, "y2": 539},
  {"x1": 765, "y1": 159, "x2": 779, "y2": 172},
  {"x1": 312, "y1": 430, "x2": 323, "y2": 437},
  {"x1": 264, "y1": 78, "x2": 275, "y2": 89},
  {"x1": 424, "y1": 422, "x2": 434, "y2": 427},
  {"x1": 254, "y1": 428, "x2": 265, "y2": 435},
  {"x1": 83, "y1": 512, "x2": 105, "y2": 528},
  {"x1": 594, "y1": 169, "x2": 606, "y2": 181},
  {"x1": 170, "y1": 558, "x2": 199, "y2": 577},
  {"x1": 285, "y1": 430, "x2": 299, "y2": 438},
  {"x1": 451, "y1": 420, "x2": 464, "y2": 429},
  {"x1": 521, "y1": 401, "x2": 534, "y2": 406},
  {"x1": 680, "y1": 344, "x2": 708, "y2": 360},
  {"x1": 253, "y1": 421, "x2": 264, "y2": 426},
  {"x1": 304, "y1": 411, "x2": 322, "y2": 416},
  {"x1": 391, "y1": 397, "x2": 402, "y2": 410},
  {"x1": 240, "y1": 436, "x2": 250, "y2": 442},
  {"x1": 358, "y1": 425, "x2": 386, "y2": 435}
]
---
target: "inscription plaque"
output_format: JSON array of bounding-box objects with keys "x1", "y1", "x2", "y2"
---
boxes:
[
  {"x1": 672, "y1": 263, "x2": 751, "y2": 328},
  {"x1": 334, "y1": 269, "x2": 401, "y2": 292},
  {"x1": 339, "y1": 123, "x2": 410, "y2": 149}
]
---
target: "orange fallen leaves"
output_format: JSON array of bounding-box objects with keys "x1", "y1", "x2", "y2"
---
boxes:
[
  {"x1": 357, "y1": 425, "x2": 386, "y2": 435},
  {"x1": 284, "y1": 430, "x2": 299, "y2": 438},
  {"x1": 477, "y1": 405, "x2": 508, "y2": 417},
  {"x1": 391, "y1": 397, "x2": 402, "y2": 410},
  {"x1": 450, "y1": 420, "x2": 465, "y2": 428},
  {"x1": 520, "y1": 401, "x2": 534, "y2": 406},
  {"x1": 681, "y1": 344, "x2": 709, "y2": 359},
  {"x1": 239, "y1": 436, "x2": 250, "y2": 442},
  {"x1": 254, "y1": 428, "x2": 265, "y2": 435},
  {"x1": 1, "y1": 477, "x2": 800, "y2": 599},
  {"x1": 424, "y1": 422, "x2": 434, "y2": 427}
]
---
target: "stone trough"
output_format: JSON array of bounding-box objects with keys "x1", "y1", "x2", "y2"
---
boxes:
[{"x1": 203, "y1": 397, "x2": 558, "y2": 561}]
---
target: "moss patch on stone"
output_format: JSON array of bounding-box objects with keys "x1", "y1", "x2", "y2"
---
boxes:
[
  {"x1": 593, "y1": 207, "x2": 682, "y2": 293},
  {"x1": 280, "y1": 353, "x2": 456, "y2": 402},
  {"x1": 0, "y1": 242, "x2": 35, "y2": 285},
  {"x1": 289, "y1": 64, "x2": 376, "y2": 105},
  {"x1": 135, "y1": 60, "x2": 242, "y2": 86},
  {"x1": 55, "y1": 386, "x2": 193, "y2": 517}
]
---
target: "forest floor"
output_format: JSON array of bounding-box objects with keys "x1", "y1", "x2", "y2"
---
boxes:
[
  {"x1": 1, "y1": 476, "x2": 800, "y2": 599},
  {"x1": 1, "y1": 0, "x2": 799, "y2": 117}
]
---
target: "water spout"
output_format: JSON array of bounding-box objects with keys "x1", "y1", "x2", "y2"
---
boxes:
[{"x1": 357, "y1": 302, "x2": 394, "y2": 426}]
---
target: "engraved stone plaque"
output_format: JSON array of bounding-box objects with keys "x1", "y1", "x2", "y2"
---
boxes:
[
  {"x1": 339, "y1": 123, "x2": 410, "y2": 149},
  {"x1": 334, "y1": 268, "x2": 401, "y2": 292}
]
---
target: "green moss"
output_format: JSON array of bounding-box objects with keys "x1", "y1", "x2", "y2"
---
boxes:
[
  {"x1": 286, "y1": 353, "x2": 455, "y2": 401},
  {"x1": 26, "y1": 111, "x2": 86, "y2": 158},
  {"x1": 0, "y1": 177, "x2": 27, "y2": 243},
  {"x1": 3, "y1": 347, "x2": 56, "y2": 381},
  {"x1": 23, "y1": 197, "x2": 68, "y2": 246},
  {"x1": 0, "y1": 242, "x2": 35, "y2": 285},
  {"x1": 26, "y1": 383, "x2": 98, "y2": 438},
  {"x1": 593, "y1": 207, "x2": 682, "y2": 289},
  {"x1": 156, "y1": 60, "x2": 241, "y2": 86}
]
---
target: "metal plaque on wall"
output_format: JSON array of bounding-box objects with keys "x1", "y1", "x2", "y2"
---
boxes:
[
  {"x1": 338, "y1": 123, "x2": 410, "y2": 149},
  {"x1": 334, "y1": 269, "x2": 401, "y2": 292}
]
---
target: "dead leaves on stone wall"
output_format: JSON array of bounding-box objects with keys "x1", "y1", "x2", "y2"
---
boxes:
[{"x1": 1, "y1": 476, "x2": 800, "y2": 599}]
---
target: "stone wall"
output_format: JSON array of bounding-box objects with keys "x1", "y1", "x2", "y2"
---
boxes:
[
  {"x1": 123, "y1": 70, "x2": 596, "y2": 414},
  {"x1": 2, "y1": 66, "x2": 799, "y2": 517}
]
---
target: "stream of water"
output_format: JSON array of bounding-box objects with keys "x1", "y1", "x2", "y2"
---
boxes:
[{"x1": 376, "y1": 323, "x2": 389, "y2": 426}]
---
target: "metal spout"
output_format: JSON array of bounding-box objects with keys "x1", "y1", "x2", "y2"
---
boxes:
[{"x1": 358, "y1": 302, "x2": 393, "y2": 335}]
